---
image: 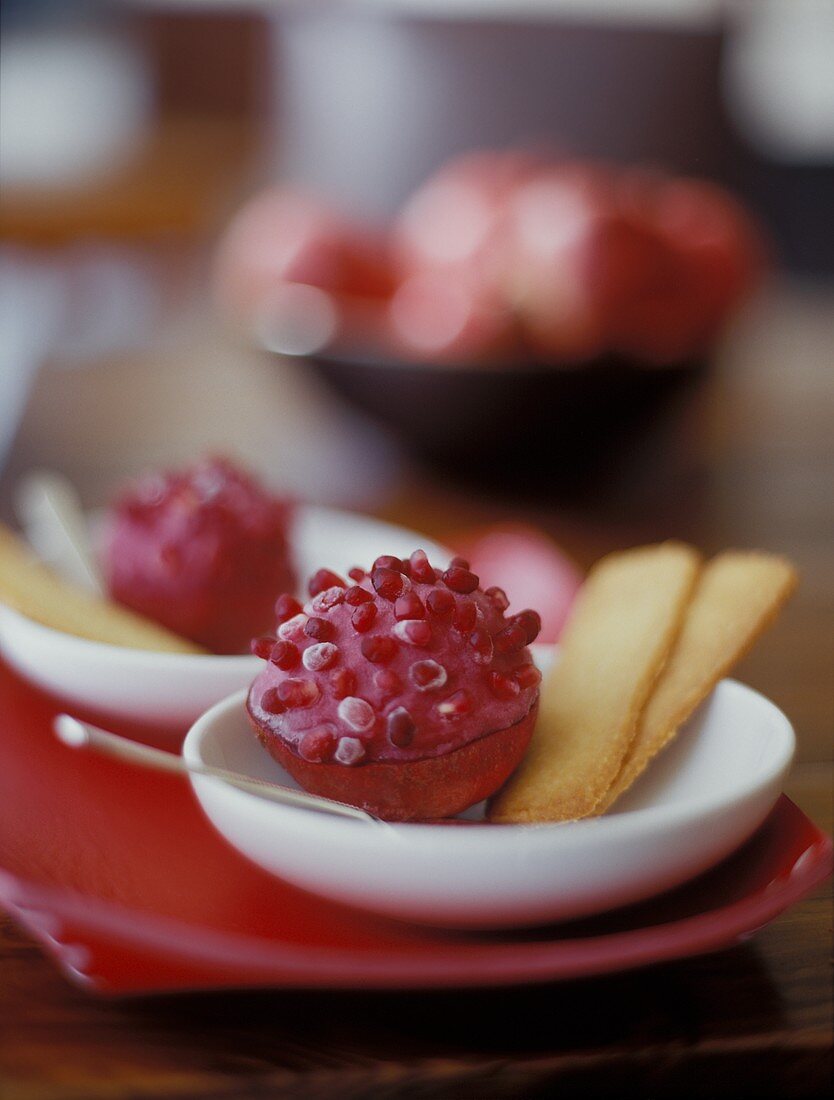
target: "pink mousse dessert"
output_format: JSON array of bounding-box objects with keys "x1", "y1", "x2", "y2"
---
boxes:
[
  {"x1": 103, "y1": 456, "x2": 295, "y2": 654},
  {"x1": 246, "y1": 550, "x2": 541, "y2": 821}
]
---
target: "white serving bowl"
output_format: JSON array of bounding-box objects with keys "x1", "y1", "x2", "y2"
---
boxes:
[
  {"x1": 184, "y1": 646, "x2": 795, "y2": 929},
  {"x1": 0, "y1": 505, "x2": 450, "y2": 736}
]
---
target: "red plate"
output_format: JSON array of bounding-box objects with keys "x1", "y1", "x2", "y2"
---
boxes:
[{"x1": 0, "y1": 661, "x2": 830, "y2": 995}]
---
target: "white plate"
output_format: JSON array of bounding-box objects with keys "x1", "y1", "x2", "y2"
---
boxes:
[
  {"x1": 0, "y1": 505, "x2": 450, "y2": 735},
  {"x1": 184, "y1": 646, "x2": 795, "y2": 929}
]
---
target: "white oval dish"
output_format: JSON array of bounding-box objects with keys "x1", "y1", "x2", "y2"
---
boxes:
[
  {"x1": 184, "y1": 646, "x2": 795, "y2": 929},
  {"x1": 0, "y1": 505, "x2": 450, "y2": 735}
]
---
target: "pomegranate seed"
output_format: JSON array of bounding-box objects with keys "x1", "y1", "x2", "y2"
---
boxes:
[
  {"x1": 305, "y1": 617, "x2": 335, "y2": 642},
  {"x1": 335, "y1": 736, "x2": 366, "y2": 765},
  {"x1": 348, "y1": 566, "x2": 366, "y2": 581},
  {"x1": 352, "y1": 603, "x2": 377, "y2": 632},
  {"x1": 250, "y1": 635, "x2": 276, "y2": 660},
  {"x1": 302, "y1": 642, "x2": 339, "y2": 671},
  {"x1": 516, "y1": 664, "x2": 542, "y2": 690},
  {"x1": 299, "y1": 726, "x2": 337, "y2": 763},
  {"x1": 449, "y1": 556, "x2": 471, "y2": 570},
  {"x1": 494, "y1": 622, "x2": 527, "y2": 654},
  {"x1": 373, "y1": 555, "x2": 404, "y2": 573},
  {"x1": 311, "y1": 586, "x2": 345, "y2": 614},
  {"x1": 394, "y1": 591, "x2": 426, "y2": 620},
  {"x1": 489, "y1": 671, "x2": 521, "y2": 701},
  {"x1": 361, "y1": 635, "x2": 398, "y2": 664},
  {"x1": 278, "y1": 613, "x2": 308, "y2": 641},
  {"x1": 345, "y1": 585, "x2": 373, "y2": 606},
  {"x1": 409, "y1": 549, "x2": 435, "y2": 585},
  {"x1": 443, "y1": 565, "x2": 479, "y2": 594},
  {"x1": 260, "y1": 687, "x2": 285, "y2": 714},
  {"x1": 393, "y1": 619, "x2": 432, "y2": 646},
  {"x1": 409, "y1": 660, "x2": 448, "y2": 691},
  {"x1": 274, "y1": 594, "x2": 302, "y2": 624},
  {"x1": 308, "y1": 568, "x2": 346, "y2": 597},
  {"x1": 453, "y1": 600, "x2": 477, "y2": 635},
  {"x1": 436, "y1": 690, "x2": 472, "y2": 719},
  {"x1": 330, "y1": 668, "x2": 356, "y2": 699},
  {"x1": 337, "y1": 696, "x2": 375, "y2": 733},
  {"x1": 277, "y1": 678, "x2": 320, "y2": 708},
  {"x1": 374, "y1": 669, "x2": 401, "y2": 699},
  {"x1": 514, "y1": 609, "x2": 542, "y2": 645},
  {"x1": 485, "y1": 586, "x2": 510, "y2": 612},
  {"x1": 269, "y1": 640, "x2": 299, "y2": 670},
  {"x1": 427, "y1": 589, "x2": 455, "y2": 617},
  {"x1": 387, "y1": 707, "x2": 416, "y2": 748},
  {"x1": 469, "y1": 627, "x2": 494, "y2": 664},
  {"x1": 371, "y1": 566, "x2": 407, "y2": 601}
]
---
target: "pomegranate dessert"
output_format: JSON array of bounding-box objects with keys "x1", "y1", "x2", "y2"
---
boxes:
[
  {"x1": 246, "y1": 551, "x2": 542, "y2": 821},
  {"x1": 103, "y1": 456, "x2": 295, "y2": 654}
]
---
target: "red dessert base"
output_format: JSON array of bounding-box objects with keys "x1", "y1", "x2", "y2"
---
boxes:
[{"x1": 253, "y1": 701, "x2": 538, "y2": 822}]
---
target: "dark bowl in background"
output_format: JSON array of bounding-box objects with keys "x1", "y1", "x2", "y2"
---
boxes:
[{"x1": 305, "y1": 353, "x2": 708, "y2": 494}]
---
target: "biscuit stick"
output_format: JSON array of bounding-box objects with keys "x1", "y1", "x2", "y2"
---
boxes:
[
  {"x1": 596, "y1": 550, "x2": 798, "y2": 813},
  {"x1": 0, "y1": 523, "x2": 203, "y2": 653},
  {"x1": 489, "y1": 542, "x2": 701, "y2": 824}
]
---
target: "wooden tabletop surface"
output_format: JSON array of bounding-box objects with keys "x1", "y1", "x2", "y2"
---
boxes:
[{"x1": 1, "y1": 125, "x2": 832, "y2": 1099}]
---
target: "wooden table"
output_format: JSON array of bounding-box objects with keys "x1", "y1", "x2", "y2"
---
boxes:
[{"x1": 1, "y1": 130, "x2": 832, "y2": 1095}]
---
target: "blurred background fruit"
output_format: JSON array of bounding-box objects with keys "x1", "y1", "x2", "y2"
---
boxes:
[
  {"x1": 213, "y1": 153, "x2": 765, "y2": 370},
  {"x1": 212, "y1": 187, "x2": 395, "y2": 338},
  {"x1": 451, "y1": 524, "x2": 583, "y2": 644},
  {"x1": 0, "y1": 0, "x2": 831, "y2": 516},
  {"x1": 209, "y1": 150, "x2": 763, "y2": 483}
]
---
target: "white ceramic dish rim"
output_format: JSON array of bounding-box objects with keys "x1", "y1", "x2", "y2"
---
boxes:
[
  {"x1": 183, "y1": 673, "x2": 795, "y2": 840},
  {"x1": 0, "y1": 605, "x2": 256, "y2": 672}
]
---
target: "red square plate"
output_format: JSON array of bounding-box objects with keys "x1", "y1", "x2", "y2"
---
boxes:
[{"x1": 0, "y1": 661, "x2": 830, "y2": 995}]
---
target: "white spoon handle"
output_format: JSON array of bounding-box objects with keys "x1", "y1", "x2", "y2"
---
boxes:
[
  {"x1": 53, "y1": 715, "x2": 381, "y2": 825},
  {"x1": 16, "y1": 471, "x2": 103, "y2": 594}
]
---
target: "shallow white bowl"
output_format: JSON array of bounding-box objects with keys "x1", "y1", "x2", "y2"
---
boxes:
[
  {"x1": 0, "y1": 505, "x2": 449, "y2": 735},
  {"x1": 184, "y1": 646, "x2": 795, "y2": 929}
]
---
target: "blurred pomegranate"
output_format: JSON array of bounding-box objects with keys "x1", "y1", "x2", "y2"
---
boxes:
[
  {"x1": 504, "y1": 165, "x2": 614, "y2": 362},
  {"x1": 649, "y1": 177, "x2": 765, "y2": 341},
  {"x1": 583, "y1": 205, "x2": 698, "y2": 366},
  {"x1": 388, "y1": 268, "x2": 517, "y2": 364},
  {"x1": 393, "y1": 149, "x2": 541, "y2": 284},
  {"x1": 212, "y1": 187, "x2": 395, "y2": 344},
  {"x1": 452, "y1": 525, "x2": 583, "y2": 644},
  {"x1": 505, "y1": 163, "x2": 765, "y2": 366}
]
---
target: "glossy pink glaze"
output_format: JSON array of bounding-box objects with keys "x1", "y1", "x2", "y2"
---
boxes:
[{"x1": 247, "y1": 551, "x2": 541, "y2": 766}]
